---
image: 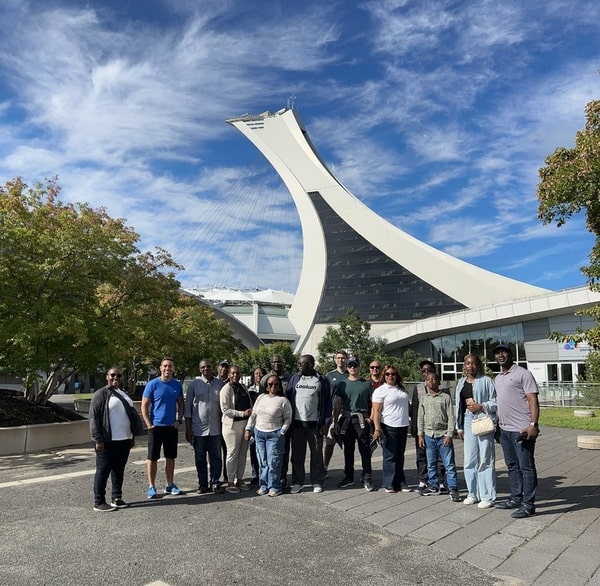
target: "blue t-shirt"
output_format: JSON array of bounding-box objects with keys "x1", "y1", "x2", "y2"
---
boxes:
[{"x1": 143, "y1": 377, "x2": 183, "y2": 426}]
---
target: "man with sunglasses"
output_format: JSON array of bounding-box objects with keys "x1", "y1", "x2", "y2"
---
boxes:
[
  {"x1": 367, "y1": 361, "x2": 383, "y2": 391},
  {"x1": 141, "y1": 357, "x2": 184, "y2": 499},
  {"x1": 90, "y1": 368, "x2": 137, "y2": 511}
]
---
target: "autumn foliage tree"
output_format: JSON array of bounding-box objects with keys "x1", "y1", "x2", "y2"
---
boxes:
[{"x1": 0, "y1": 177, "x2": 217, "y2": 403}]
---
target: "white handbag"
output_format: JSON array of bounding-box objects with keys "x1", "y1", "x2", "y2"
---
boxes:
[{"x1": 471, "y1": 414, "x2": 496, "y2": 436}]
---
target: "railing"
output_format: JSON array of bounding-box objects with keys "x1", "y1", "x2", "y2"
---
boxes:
[{"x1": 538, "y1": 382, "x2": 600, "y2": 408}]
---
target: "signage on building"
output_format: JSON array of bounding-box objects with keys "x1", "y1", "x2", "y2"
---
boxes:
[{"x1": 557, "y1": 338, "x2": 591, "y2": 360}]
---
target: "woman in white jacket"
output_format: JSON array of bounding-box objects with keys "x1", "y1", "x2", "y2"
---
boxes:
[{"x1": 455, "y1": 354, "x2": 497, "y2": 508}]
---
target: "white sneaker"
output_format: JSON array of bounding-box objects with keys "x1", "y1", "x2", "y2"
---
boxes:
[
  {"x1": 290, "y1": 484, "x2": 303, "y2": 494},
  {"x1": 313, "y1": 484, "x2": 323, "y2": 493},
  {"x1": 477, "y1": 500, "x2": 494, "y2": 509},
  {"x1": 463, "y1": 495, "x2": 478, "y2": 505}
]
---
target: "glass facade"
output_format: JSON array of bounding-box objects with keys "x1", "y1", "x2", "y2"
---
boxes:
[
  {"x1": 418, "y1": 323, "x2": 527, "y2": 380},
  {"x1": 308, "y1": 191, "x2": 466, "y2": 323}
]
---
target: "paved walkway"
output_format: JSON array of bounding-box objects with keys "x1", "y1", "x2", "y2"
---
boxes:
[{"x1": 1, "y1": 426, "x2": 599, "y2": 585}]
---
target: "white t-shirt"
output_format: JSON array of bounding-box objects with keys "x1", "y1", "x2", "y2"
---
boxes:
[
  {"x1": 108, "y1": 390, "x2": 134, "y2": 441},
  {"x1": 372, "y1": 383, "x2": 409, "y2": 428},
  {"x1": 294, "y1": 375, "x2": 321, "y2": 422}
]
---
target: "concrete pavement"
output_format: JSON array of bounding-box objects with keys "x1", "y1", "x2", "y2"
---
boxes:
[{"x1": 1, "y1": 426, "x2": 599, "y2": 585}]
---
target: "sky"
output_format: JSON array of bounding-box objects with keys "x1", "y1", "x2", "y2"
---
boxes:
[{"x1": 0, "y1": 0, "x2": 599, "y2": 295}]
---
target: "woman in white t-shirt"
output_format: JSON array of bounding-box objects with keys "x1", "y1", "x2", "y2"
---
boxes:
[{"x1": 371, "y1": 365, "x2": 410, "y2": 493}]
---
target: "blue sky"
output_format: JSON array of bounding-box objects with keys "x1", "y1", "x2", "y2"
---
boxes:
[{"x1": 0, "y1": 0, "x2": 599, "y2": 295}]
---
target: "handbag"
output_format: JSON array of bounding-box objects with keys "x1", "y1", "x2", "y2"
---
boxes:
[{"x1": 471, "y1": 413, "x2": 495, "y2": 436}]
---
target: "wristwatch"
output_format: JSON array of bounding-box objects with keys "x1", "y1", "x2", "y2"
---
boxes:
[{"x1": 529, "y1": 422, "x2": 539, "y2": 428}]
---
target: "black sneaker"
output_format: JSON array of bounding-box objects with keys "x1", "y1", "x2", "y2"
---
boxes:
[
  {"x1": 449, "y1": 490, "x2": 462, "y2": 502},
  {"x1": 420, "y1": 486, "x2": 440, "y2": 496},
  {"x1": 212, "y1": 484, "x2": 225, "y2": 494},
  {"x1": 337, "y1": 477, "x2": 355, "y2": 488},
  {"x1": 439, "y1": 484, "x2": 449, "y2": 495},
  {"x1": 93, "y1": 502, "x2": 114, "y2": 512},
  {"x1": 110, "y1": 498, "x2": 128, "y2": 508},
  {"x1": 495, "y1": 498, "x2": 522, "y2": 509},
  {"x1": 197, "y1": 486, "x2": 209, "y2": 494}
]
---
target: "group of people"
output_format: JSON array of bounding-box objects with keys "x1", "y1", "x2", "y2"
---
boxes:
[{"x1": 90, "y1": 345, "x2": 540, "y2": 521}]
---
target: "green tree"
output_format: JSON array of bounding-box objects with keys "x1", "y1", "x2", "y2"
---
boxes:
[
  {"x1": 236, "y1": 342, "x2": 298, "y2": 377},
  {"x1": 316, "y1": 309, "x2": 387, "y2": 373},
  {"x1": 537, "y1": 98, "x2": 600, "y2": 378},
  {"x1": 166, "y1": 294, "x2": 241, "y2": 381},
  {"x1": 537, "y1": 99, "x2": 600, "y2": 349},
  {"x1": 0, "y1": 178, "x2": 182, "y2": 403}
]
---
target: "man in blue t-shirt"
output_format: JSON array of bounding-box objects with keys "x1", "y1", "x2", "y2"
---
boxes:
[{"x1": 142, "y1": 357, "x2": 184, "y2": 499}]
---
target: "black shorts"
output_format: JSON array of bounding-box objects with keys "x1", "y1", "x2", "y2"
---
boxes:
[{"x1": 147, "y1": 426, "x2": 179, "y2": 461}]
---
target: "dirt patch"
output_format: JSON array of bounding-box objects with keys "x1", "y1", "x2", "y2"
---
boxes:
[{"x1": 0, "y1": 390, "x2": 85, "y2": 427}]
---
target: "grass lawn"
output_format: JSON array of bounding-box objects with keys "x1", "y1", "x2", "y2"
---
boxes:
[{"x1": 540, "y1": 407, "x2": 600, "y2": 431}]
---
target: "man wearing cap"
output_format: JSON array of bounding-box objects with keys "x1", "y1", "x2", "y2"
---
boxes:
[
  {"x1": 493, "y1": 344, "x2": 540, "y2": 518},
  {"x1": 333, "y1": 356, "x2": 375, "y2": 491},
  {"x1": 410, "y1": 360, "x2": 448, "y2": 495}
]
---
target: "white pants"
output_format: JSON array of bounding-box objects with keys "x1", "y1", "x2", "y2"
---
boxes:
[{"x1": 222, "y1": 419, "x2": 249, "y2": 482}]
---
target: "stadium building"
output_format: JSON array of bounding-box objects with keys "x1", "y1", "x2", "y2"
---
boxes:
[{"x1": 193, "y1": 107, "x2": 599, "y2": 385}]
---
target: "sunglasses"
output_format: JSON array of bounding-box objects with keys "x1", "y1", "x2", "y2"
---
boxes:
[
  {"x1": 108, "y1": 373, "x2": 122, "y2": 379},
  {"x1": 348, "y1": 363, "x2": 359, "y2": 368},
  {"x1": 369, "y1": 365, "x2": 381, "y2": 370},
  {"x1": 384, "y1": 372, "x2": 396, "y2": 376},
  {"x1": 266, "y1": 382, "x2": 280, "y2": 387}
]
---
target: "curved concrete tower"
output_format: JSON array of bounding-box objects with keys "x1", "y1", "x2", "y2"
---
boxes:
[{"x1": 226, "y1": 108, "x2": 547, "y2": 352}]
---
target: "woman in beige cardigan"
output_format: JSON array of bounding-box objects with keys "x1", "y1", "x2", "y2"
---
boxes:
[{"x1": 220, "y1": 365, "x2": 253, "y2": 493}]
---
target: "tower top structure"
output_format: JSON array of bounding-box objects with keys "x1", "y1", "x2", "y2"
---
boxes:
[{"x1": 226, "y1": 108, "x2": 547, "y2": 352}]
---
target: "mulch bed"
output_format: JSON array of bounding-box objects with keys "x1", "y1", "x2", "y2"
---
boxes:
[{"x1": 0, "y1": 389, "x2": 85, "y2": 427}]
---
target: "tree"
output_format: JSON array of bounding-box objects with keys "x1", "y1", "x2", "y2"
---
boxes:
[
  {"x1": 236, "y1": 342, "x2": 298, "y2": 377},
  {"x1": 537, "y1": 98, "x2": 600, "y2": 366},
  {"x1": 0, "y1": 178, "x2": 183, "y2": 403},
  {"x1": 166, "y1": 294, "x2": 242, "y2": 381},
  {"x1": 316, "y1": 309, "x2": 388, "y2": 373}
]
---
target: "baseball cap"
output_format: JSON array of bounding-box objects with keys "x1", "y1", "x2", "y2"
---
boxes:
[
  {"x1": 218, "y1": 359, "x2": 231, "y2": 366},
  {"x1": 347, "y1": 355, "x2": 359, "y2": 366},
  {"x1": 492, "y1": 344, "x2": 511, "y2": 354}
]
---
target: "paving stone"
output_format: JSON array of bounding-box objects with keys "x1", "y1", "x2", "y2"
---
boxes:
[{"x1": 547, "y1": 543, "x2": 600, "y2": 579}]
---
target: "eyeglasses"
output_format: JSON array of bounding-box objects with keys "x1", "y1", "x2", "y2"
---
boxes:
[
  {"x1": 421, "y1": 368, "x2": 433, "y2": 373},
  {"x1": 369, "y1": 365, "x2": 381, "y2": 370},
  {"x1": 384, "y1": 372, "x2": 396, "y2": 377},
  {"x1": 348, "y1": 364, "x2": 359, "y2": 368},
  {"x1": 266, "y1": 382, "x2": 280, "y2": 387},
  {"x1": 108, "y1": 373, "x2": 122, "y2": 379}
]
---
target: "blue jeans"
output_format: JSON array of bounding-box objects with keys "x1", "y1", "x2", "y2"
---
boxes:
[
  {"x1": 94, "y1": 439, "x2": 132, "y2": 505},
  {"x1": 381, "y1": 424, "x2": 408, "y2": 490},
  {"x1": 255, "y1": 429, "x2": 285, "y2": 492},
  {"x1": 424, "y1": 435, "x2": 458, "y2": 490},
  {"x1": 499, "y1": 428, "x2": 537, "y2": 508},
  {"x1": 192, "y1": 434, "x2": 222, "y2": 488}
]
